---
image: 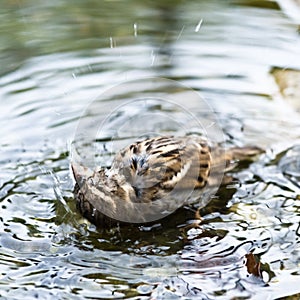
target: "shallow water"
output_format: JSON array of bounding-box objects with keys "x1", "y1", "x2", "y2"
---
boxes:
[{"x1": 1, "y1": 0, "x2": 300, "y2": 299}]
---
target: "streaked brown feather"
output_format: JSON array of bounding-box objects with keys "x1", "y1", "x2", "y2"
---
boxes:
[{"x1": 72, "y1": 136, "x2": 263, "y2": 227}]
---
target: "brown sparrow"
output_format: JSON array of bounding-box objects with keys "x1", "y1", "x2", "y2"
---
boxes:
[{"x1": 72, "y1": 136, "x2": 262, "y2": 228}]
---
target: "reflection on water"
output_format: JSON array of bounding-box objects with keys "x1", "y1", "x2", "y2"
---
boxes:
[{"x1": 0, "y1": 0, "x2": 300, "y2": 299}]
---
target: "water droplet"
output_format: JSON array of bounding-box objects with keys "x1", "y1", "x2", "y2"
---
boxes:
[
  {"x1": 176, "y1": 26, "x2": 185, "y2": 40},
  {"x1": 133, "y1": 23, "x2": 138, "y2": 37},
  {"x1": 91, "y1": 208, "x2": 97, "y2": 217},
  {"x1": 150, "y1": 50, "x2": 155, "y2": 66},
  {"x1": 110, "y1": 37, "x2": 114, "y2": 48},
  {"x1": 195, "y1": 19, "x2": 203, "y2": 32}
]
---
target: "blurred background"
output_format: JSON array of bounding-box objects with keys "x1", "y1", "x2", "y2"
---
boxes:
[{"x1": 0, "y1": 0, "x2": 300, "y2": 299}]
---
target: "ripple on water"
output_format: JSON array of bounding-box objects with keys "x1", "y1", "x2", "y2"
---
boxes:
[{"x1": 1, "y1": 0, "x2": 300, "y2": 299}]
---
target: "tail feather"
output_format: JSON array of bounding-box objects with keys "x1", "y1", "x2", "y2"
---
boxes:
[
  {"x1": 224, "y1": 145, "x2": 264, "y2": 172},
  {"x1": 227, "y1": 146, "x2": 264, "y2": 161},
  {"x1": 210, "y1": 145, "x2": 264, "y2": 174}
]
